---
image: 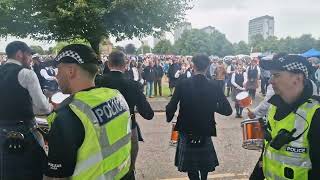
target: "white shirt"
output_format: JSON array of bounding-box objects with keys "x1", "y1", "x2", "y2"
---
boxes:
[
  {"x1": 40, "y1": 67, "x2": 57, "y2": 81},
  {"x1": 132, "y1": 67, "x2": 139, "y2": 81},
  {"x1": 6, "y1": 59, "x2": 52, "y2": 115},
  {"x1": 253, "y1": 84, "x2": 274, "y2": 117},
  {"x1": 231, "y1": 72, "x2": 247, "y2": 89},
  {"x1": 175, "y1": 70, "x2": 191, "y2": 79},
  {"x1": 246, "y1": 65, "x2": 261, "y2": 79}
]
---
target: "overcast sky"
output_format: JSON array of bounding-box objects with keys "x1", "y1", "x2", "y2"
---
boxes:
[{"x1": 1, "y1": 0, "x2": 320, "y2": 52}]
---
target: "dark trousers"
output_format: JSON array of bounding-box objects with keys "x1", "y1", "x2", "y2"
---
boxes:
[
  {"x1": 235, "y1": 102, "x2": 243, "y2": 116},
  {"x1": 154, "y1": 78, "x2": 162, "y2": 96},
  {"x1": 248, "y1": 89, "x2": 256, "y2": 100},
  {"x1": 0, "y1": 124, "x2": 46, "y2": 180},
  {"x1": 260, "y1": 77, "x2": 269, "y2": 95},
  {"x1": 215, "y1": 80, "x2": 225, "y2": 94},
  {"x1": 187, "y1": 171, "x2": 208, "y2": 180}
]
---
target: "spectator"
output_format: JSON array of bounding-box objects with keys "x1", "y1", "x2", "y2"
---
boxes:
[
  {"x1": 142, "y1": 60, "x2": 156, "y2": 98},
  {"x1": 226, "y1": 60, "x2": 236, "y2": 97},
  {"x1": 167, "y1": 58, "x2": 180, "y2": 96},
  {"x1": 175, "y1": 63, "x2": 192, "y2": 81},
  {"x1": 245, "y1": 58, "x2": 260, "y2": 100},
  {"x1": 154, "y1": 59, "x2": 164, "y2": 96},
  {"x1": 214, "y1": 60, "x2": 227, "y2": 93}
]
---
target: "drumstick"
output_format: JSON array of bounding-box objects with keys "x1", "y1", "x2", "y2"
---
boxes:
[{"x1": 247, "y1": 108, "x2": 252, "y2": 113}]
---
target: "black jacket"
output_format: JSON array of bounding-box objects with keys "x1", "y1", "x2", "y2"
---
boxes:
[
  {"x1": 95, "y1": 71, "x2": 154, "y2": 130},
  {"x1": 168, "y1": 63, "x2": 180, "y2": 80},
  {"x1": 166, "y1": 74, "x2": 232, "y2": 136},
  {"x1": 142, "y1": 66, "x2": 156, "y2": 82},
  {"x1": 154, "y1": 65, "x2": 164, "y2": 80}
]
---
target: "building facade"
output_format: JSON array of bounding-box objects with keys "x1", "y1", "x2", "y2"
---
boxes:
[{"x1": 248, "y1": 15, "x2": 274, "y2": 42}]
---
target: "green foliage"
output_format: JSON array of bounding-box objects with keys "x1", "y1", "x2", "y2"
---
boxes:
[
  {"x1": 153, "y1": 40, "x2": 174, "y2": 54},
  {"x1": 30, "y1": 45, "x2": 44, "y2": 55},
  {"x1": 137, "y1": 45, "x2": 152, "y2": 54},
  {"x1": 249, "y1": 34, "x2": 264, "y2": 52},
  {"x1": 114, "y1": 46, "x2": 125, "y2": 52},
  {"x1": 0, "y1": 0, "x2": 192, "y2": 53},
  {"x1": 174, "y1": 29, "x2": 234, "y2": 56},
  {"x1": 51, "y1": 39, "x2": 90, "y2": 55},
  {"x1": 125, "y1": 43, "x2": 136, "y2": 54},
  {"x1": 233, "y1": 41, "x2": 250, "y2": 55}
]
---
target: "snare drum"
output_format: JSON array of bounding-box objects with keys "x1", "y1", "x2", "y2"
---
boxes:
[
  {"x1": 241, "y1": 118, "x2": 264, "y2": 150},
  {"x1": 170, "y1": 122, "x2": 179, "y2": 145},
  {"x1": 36, "y1": 117, "x2": 49, "y2": 153},
  {"x1": 236, "y1": 91, "x2": 252, "y2": 108},
  {"x1": 51, "y1": 92, "x2": 70, "y2": 108}
]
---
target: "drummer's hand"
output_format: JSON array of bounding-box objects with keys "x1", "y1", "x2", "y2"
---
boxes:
[{"x1": 248, "y1": 111, "x2": 256, "y2": 119}]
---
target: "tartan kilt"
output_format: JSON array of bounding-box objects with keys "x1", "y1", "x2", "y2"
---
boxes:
[{"x1": 174, "y1": 132, "x2": 219, "y2": 172}]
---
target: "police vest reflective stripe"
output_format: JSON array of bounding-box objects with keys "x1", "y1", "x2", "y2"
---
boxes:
[
  {"x1": 263, "y1": 99, "x2": 320, "y2": 180},
  {"x1": 48, "y1": 88, "x2": 131, "y2": 180}
]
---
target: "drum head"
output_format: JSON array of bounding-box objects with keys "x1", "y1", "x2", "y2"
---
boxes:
[
  {"x1": 36, "y1": 117, "x2": 48, "y2": 126},
  {"x1": 236, "y1": 91, "x2": 249, "y2": 101},
  {"x1": 51, "y1": 92, "x2": 70, "y2": 104}
]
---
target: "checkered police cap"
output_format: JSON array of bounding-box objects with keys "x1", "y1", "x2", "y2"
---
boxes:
[
  {"x1": 260, "y1": 54, "x2": 312, "y2": 79},
  {"x1": 54, "y1": 44, "x2": 98, "y2": 65}
]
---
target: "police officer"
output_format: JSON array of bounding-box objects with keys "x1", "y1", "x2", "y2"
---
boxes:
[
  {"x1": 259, "y1": 54, "x2": 320, "y2": 180},
  {"x1": 96, "y1": 51, "x2": 154, "y2": 179},
  {"x1": 0, "y1": 41, "x2": 52, "y2": 179},
  {"x1": 44, "y1": 44, "x2": 131, "y2": 180}
]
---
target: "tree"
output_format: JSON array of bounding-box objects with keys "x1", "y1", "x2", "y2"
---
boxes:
[
  {"x1": 125, "y1": 44, "x2": 136, "y2": 54},
  {"x1": 174, "y1": 29, "x2": 233, "y2": 56},
  {"x1": 0, "y1": 0, "x2": 192, "y2": 54},
  {"x1": 115, "y1": 46, "x2": 125, "y2": 52},
  {"x1": 137, "y1": 45, "x2": 152, "y2": 54},
  {"x1": 296, "y1": 34, "x2": 316, "y2": 53},
  {"x1": 174, "y1": 29, "x2": 211, "y2": 55},
  {"x1": 51, "y1": 39, "x2": 90, "y2": 55},
  {"x1": 249, "y1": 34, "x2": 264, "y2": 52},
  {"x1": 153, "y1": 40, "x2": 174, "y2": 54},
  {"x1": 30, "y1": 45, "x2": 44, "y2": 55},
  {"x1": 233, "y1": 41, "x2": 250, "y2": 55},
  {"x1": 262, "y1": 36, "x2": 279, "y2": 53}
]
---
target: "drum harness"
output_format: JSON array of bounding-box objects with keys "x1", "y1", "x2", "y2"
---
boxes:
[{"x1": 0, "y1": 120, "x2": 45, "y2": 154}]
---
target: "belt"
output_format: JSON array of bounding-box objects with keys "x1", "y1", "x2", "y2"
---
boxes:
[{"x1": 0, "y1": 119, "x2": 38, "y2": 131}]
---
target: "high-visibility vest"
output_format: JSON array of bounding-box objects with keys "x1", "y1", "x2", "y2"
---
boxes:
[
  {"x1": 263, "y1": 99, "x2": 320, "y2": 180},
  {"x1": 48, "y1": 88, "x2": 131, "y2": 180}
]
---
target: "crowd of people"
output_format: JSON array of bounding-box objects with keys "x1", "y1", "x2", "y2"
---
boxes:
[{"x1": 0, "y1": 41, "x2": 320, "y2": 180}]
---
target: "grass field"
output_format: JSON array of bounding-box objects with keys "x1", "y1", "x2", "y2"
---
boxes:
[{"x1": 143, "y1": 77, "x2": 172, "y2": 97}]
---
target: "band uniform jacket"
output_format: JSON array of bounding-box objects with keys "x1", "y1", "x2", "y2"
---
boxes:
[
  {"x1": 95, "y1": 71, "x2": 154, "y2": 139},
  {"x1": 166, "y1": 74, "x2": 232, "y2": 136}
]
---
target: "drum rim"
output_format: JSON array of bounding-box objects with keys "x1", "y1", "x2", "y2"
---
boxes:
[
  {"x1": 236, "y1": 91, "x2": 249, "y2": 100},
  {"x1": 240, "y1": 119, "x2": 261, "y2": 125},
  {"x1": 51, "y1": 92, "x2": 70, "y2": 104}
]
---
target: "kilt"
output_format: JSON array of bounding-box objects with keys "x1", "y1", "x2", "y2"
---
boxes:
[{"x1": 174, "y1": 132, "x2": 219, "y2": 172}]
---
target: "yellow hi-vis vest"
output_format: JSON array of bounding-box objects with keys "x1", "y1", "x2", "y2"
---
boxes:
[
  {"x1": 263, "y1": 99, "x2": 320, "y2": 180},
  {"x1": 48, "y1": 88, "x2": 131, "y2": 180}
]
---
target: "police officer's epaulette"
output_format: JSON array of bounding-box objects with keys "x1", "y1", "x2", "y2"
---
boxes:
[{"x1": 55, "y1": 95, "x2": 74, "y2": 111}]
